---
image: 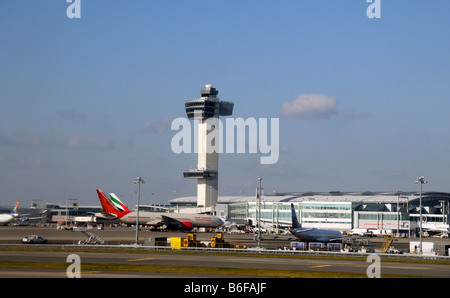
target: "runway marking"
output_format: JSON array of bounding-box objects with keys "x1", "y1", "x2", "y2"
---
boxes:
[
  {"x1": 127, "y1": 258, "x2": 155, "y2": 262},
  {"x1": 309, "y1": 265, "x2": 333, "y2": 269}
]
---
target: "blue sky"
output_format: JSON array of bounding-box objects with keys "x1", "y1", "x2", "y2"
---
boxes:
[{"x1": 0, "y1": 1, "x2": 449, "y2": 206}]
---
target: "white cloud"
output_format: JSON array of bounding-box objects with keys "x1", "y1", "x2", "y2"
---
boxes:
[
  {"x1": 281, "y1": 94, "x2": 338, "y2": 119},
  {"x1": 0, "y1": 130, "x2": 52, "y2": 148},
  {"x1": 67, "y1": 136, "x2": 114, "y2": 149},
  {"x1": 0, "y1": 130, "x2": 115, "y2": 150},
  {"x1": 141, "y1": 118, "x2": 173, "y2": 134},
  {"x1": 58, "y1": 110, "x2": 86, "y2": 121},
  {"x1": 0, "y1": 156, "x2": 49, "y2": 169}
]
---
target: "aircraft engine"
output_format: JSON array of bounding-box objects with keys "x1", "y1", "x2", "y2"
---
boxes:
[{"x1": 180, "y1": 222, "x2": 193, "y2": 230}]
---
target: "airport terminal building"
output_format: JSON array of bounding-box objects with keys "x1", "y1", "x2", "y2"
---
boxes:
[
  {"x1": 170, "y1": 191, "x2": 450, "y2": 235},
  {"x1": 4, "y1": 191, "x2": 448, "y2": 236}
]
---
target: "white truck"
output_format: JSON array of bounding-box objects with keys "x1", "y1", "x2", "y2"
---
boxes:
[
  {"x1": 409, "y1": 241, "x2": 437, "y2": 255},
  {"x1": 350, "y1": 228, "x2": 373, "y2": 237}
]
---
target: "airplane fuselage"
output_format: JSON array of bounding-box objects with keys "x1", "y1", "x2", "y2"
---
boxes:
[
  {"x1": 120, "y1": 211, "x2": 223, "y2": 227},
  {"x1": 288, "y1": 203, "x2": 343, "y2": 243},
  {"x1": 0, "y1": 214, "x2": 15, "y2": 225},
  {"x1": 96, "y1": 210, "x2": 223, "y2": 228},
  {"x1": 289, "y1": 227, "x2": 343, "y2": 243},
  {"x1": 421, "y1": 222, "x2": 450, "y2": 233}
]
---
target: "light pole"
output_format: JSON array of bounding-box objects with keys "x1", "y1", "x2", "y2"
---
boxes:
[
  {"x1": 257, "y1": 177, "x2": 262, "y2": 248},
  {"x1": 65, "y1": 198, "x2": 78, "y2": 226},
  {"x1": 439, "y1": 200, "x2": 448, "y2": 226},
  {"x1": 134, "y1": 177, "x2": 145, "y2": 245},
  {"x1": 415, "y1": 176, "x2": 427, "y2": 254},
  {"x1": 397, "y1": 195, "x2": 400, "y2": 236}
]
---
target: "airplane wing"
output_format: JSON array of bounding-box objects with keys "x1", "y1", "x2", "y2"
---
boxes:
[
  {"x1": 160, "y1": 215, "x2": 193, "y2": 230},
  {"x1": 94, "y1": 212, "x2": 118, "y2": 220},
  {"x1": 261, "y1": 234, "x2": 297, "y2": 240},
  {"x1": 160, "y1": 215, "x2": 183, "y2": 226},
  {"x1": 291, "y1": 228, "x2": 314, "y2": 233},
  {"x1": 260, "y1": 228, "x2": 315, "y2": 240},
  {"x1": 18, "y1": 216, "x2": 44, "y2": 221},
  {"x1": 15, "y1": 210, "x2": 47, "y2": 221}
]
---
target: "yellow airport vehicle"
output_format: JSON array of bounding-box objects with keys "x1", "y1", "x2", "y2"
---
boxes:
[
  {"x1": 182, "y1": 234, "x2": 206, "y2": 247},
  {"x1": 208, "y1": 233, "x2": 246, "y2": 249}
]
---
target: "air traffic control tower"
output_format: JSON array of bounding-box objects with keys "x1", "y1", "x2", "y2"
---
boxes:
[{"x1": 183, "y1": 85, "x2": 234, "y2": 212}]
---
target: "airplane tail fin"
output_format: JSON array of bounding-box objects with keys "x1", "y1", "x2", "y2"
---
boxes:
[
  {"x1": 11, "y1": 201, "x2": 19, "y2": 216},
  {"x1": 108, "y1": 193, "x2": 130, "y2": 213},
  {"x1": 290, "y1": 203, "x2": 301, "y2": 228},
  {"x1": 96, "y1": 189, "x2": 130, "y2": 217}
]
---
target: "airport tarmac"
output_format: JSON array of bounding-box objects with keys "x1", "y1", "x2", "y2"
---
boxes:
[
  {"x1": 0, "y1": 226, "x2": 449, "y2": 278},
  {"x1": 0, "y1": 245, "x2": 450, "y2": 278},
  {"x1": 0, "y1": 225, "x2": 448, "y2": 251},
  {"x1": 0, "y1": 226, "x2": 290, "y2": 247}
]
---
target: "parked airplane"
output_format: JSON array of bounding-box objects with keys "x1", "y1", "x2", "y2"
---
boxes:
[
  {"x1": 289, "y1": 203, "x2": 343, "y2": 243},
  {"x1": 421, "y1": 222, "x2": 449, "y2": 238},
  {"x1": 95, "y1": 189, "x2": 223, "y2": 230},
  {"x1": 0, "y1": 201, "x2": 45, "y2": 226},
  {"x1": 0, "y1": 201, "x2": 20, "y2": 225},
  {"x1": 421, "y1": 222, "x2": 450, "y2": 233}
]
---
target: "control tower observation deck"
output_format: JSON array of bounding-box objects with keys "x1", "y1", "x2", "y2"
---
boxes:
[{"x1": 183, "y1": 85, "x2": 234, "y2": 211}]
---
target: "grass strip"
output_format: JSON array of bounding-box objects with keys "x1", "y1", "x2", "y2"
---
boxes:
[
  {"x1": 1, "y1": 246, "x2": 448, "y2": 265},
  {"x1": 0, "y1": 261, "x2": 420, "y2": 278}
]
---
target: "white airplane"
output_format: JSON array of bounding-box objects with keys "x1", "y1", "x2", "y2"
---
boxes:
[
  {"x1": 95, "y1": 189, "x2": 224, "y2": 230},
  {"x1": 0, "y1": 201, "x2": 20, "y2": 225},
  {"x1": 421, "y1": 222, "x2": 450, "y2": 233}
]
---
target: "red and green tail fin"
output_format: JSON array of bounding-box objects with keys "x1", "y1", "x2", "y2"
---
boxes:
[{"x1": 96, "y1": 189, "x2": 130, "y2": 218}]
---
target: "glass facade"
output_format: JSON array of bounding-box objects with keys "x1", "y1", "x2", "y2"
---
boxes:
[
  {"x1": 300, "y1": 202, "x2": 352, "y2": 229},
  {"x1": 358, "y1": 213, "x2": 410, "y2": 220},
  {"x1": 229, "y1": 201, "x2": 353, "y2": 229},
  {"x1": 172, "y1": 191, "x2": 450, "y2": 233}
]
